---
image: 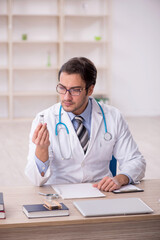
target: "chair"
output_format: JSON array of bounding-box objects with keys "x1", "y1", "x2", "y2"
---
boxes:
[{"x1": 109, "y1": 156, "x2": 117, "y2": 177}]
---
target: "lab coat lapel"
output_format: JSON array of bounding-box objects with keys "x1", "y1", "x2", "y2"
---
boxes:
[{"x1": 87, "y1": 100, "x2": 103, "y2": 153}]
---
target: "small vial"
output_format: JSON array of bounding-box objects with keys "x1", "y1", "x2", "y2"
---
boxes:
[
  {"x1": 39, "y1": 114, "x2": 44, "y2": 124},
  {"x1": 47, "y1": 51, "x2": 51, "y2": 67}
]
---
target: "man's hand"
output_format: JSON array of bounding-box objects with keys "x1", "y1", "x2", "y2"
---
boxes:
[
  {"x1": 93, "y1": 174, "x2": 129, "y2": 192},
  {"x1": 32, "y1": 123, "x2": 50, "y2": 162}
]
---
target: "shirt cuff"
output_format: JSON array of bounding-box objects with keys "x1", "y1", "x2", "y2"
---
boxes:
[
  {"x1": 35, "y1": 155, "x2": 50, "y2": 176},
  {"x1": 121, "y1": 173, "x2": 133, "y2": 184}
]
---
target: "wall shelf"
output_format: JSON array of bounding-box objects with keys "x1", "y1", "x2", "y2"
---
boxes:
[{"x1": 0, "y1": 0, "x2": 110, "y2": 120}]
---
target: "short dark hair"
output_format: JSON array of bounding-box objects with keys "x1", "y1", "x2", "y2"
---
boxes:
[{"x1": 58, "y1": 57, "x2": 97, "y2": 89}]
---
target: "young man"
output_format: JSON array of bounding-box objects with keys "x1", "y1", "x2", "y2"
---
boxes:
[{"x1": 25, "y1": 57, "x2": 146, "y2": 191}]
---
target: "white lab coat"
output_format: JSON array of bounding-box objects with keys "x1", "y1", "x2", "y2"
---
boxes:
[{"x1": 25, "y1": 97, "x2": 146, "y2": 186}]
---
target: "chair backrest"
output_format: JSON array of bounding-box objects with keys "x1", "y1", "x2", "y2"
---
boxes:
[{"x1": 109, "y1": 156, "x2": 117, "y2": 177}]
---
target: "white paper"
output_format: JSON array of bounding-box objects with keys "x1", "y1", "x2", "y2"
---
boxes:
[{"x1": 51, "y1": 183, "x2": 105, "y2": 199}]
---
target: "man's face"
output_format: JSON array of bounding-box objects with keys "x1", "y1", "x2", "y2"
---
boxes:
[{"x1": 59, "y1": 72, "x2": 94, "y2": 115}]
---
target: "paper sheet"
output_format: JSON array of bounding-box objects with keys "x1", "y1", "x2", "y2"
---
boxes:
[{"x1": 51, "y1": 183, "x2": 105, "y2": 199}]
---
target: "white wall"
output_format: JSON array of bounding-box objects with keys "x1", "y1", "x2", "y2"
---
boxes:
[{"x1": 110, "y1": 0, "x2": 160, "y2": 116}]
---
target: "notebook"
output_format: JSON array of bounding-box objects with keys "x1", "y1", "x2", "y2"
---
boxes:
[{"x1": 73, "y1": 198, "x2": 153, "y2": 217}]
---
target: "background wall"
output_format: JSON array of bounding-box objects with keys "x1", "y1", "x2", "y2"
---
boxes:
[{"x1": 110, "y1": 0, "x2": 160, "y2": 116}]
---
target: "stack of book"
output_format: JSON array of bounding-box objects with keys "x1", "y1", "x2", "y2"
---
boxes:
[{"x1": 0, "y1": 192, "x2": 5, "y2": 219}]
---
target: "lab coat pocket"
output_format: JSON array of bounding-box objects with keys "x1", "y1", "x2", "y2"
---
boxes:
[{"x1": 99, "y1": 137, "x2": 115, "y2": 161}]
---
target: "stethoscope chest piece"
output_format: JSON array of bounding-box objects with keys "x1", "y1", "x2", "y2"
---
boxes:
[{"x1": 104, "y1": 132, "x2": 112, "y2": 141}]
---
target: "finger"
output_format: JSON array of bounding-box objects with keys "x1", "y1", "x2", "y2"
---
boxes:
[
  {"x1": 104, "y1": 180, "x2": 115, "y2": 192},
  {"x1": 37, "y1": 123, "x2": 47, "y2": 140},
  {"x1": 92, "y1": 183, "x2": 98, "y2": 188},
  {"x1": 97, "y1": 176, "x2": 110, "y2": 190},
  {"x1": 106, "y1": 178, "x2": 121, "y2": 192},
  {"x1": 44, "y1": 131, "x2": 50, "y2": 145},
  {"x1": 34, "y1": 124, "x2": 48, "y2": 145},
  {"x1": 100, "y1": 178, "x2": 113, "y2": 191},
  {"x1": 108, "y1": 183, "x2": 119, "y2": 192},
  {"x1": 32, "y1": 123, "x2": 43, "y2": 142},
  {"x1": 97, "y1": 177, "x2": 108, "y2": 189},
  {"x1": 39, "y1": 129, "x2": 48, "y2": 145}
]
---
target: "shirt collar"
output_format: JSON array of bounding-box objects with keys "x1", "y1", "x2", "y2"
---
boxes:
[{"x1": 67, "y1": 98, "x2": 92, "y2": 123}]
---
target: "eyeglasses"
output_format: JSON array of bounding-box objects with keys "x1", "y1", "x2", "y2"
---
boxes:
[{"x1": 56, "y1": 84, "x2": 86, "y2": 96}]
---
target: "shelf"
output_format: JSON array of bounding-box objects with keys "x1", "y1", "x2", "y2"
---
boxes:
[
  {"x1": 13, "y1": 95, "x2": 58, "y2": 118},
  {"x1": 0, "y1": 95, "x2": 8, "y2": 118},
  {"x1": 64, "y1": 14, "x2": 108, "y2": 18},
  {"x1": 64, "y1": 0, "x2": 108, "y2": 16},
  {"x1": 0, "y1": 93, "x2": 9, "y2": 97},
  {"x1": 13, "y1": 92, "x2": 57, "y2": 97},
  {"x1": 13, "y1": 66, "x2": 58, "y2": 70},
  {"x1": 0, "y1": 14, "x2": 8, "y2": 17},
  {"x1": 13, "y1": 41, "x2": 59, "y2": 44},
  {"x1": 64, "y1": 40, "x2": 107, "y2": 44},
  {"x1": 0, "y1": 15, "x2": 8, "y2": 42},
  {"x1": 12, "y1": 0, "x2": 58, "y2": 16},
  {"x1": 12, "y1": 14, "x2": 59, "y2": 17},
  {"x1": 12, "y1": 15, "x2": 59, "y2": 43},
  {"x1": 0, "y1": 67, "x2": 8, "y2": 70},
  {"x1": 0, "y1": 0, "x2": 8, "y2": 16},
  {"x1": 0, "y1": 42, "x2": 8, "y2": 45},
  {"x1": 0, "y1": 0, "x2": 109, "y2": 120},
  {"x1": 13, "y1": 43, "x2": 58, "y2": 68}
]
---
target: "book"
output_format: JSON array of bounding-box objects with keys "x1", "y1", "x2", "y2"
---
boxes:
[
  {"x1": 0, "y1": 210, "x2": 6, "y2": 219},
  {"x1": 0, "y1": 192, "x2": 4, "y2": 211},
  {"x1": 23, "y1": 203, "x2": 69, "y2": 219}
]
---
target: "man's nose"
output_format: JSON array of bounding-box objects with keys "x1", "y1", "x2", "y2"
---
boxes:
[{"x1": 64, "y1": 90, "x2": 72, "y2": 100}]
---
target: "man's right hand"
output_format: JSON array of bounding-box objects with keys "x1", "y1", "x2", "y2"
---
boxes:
[{"x1": 32, "y1": 123, "x2": 50, "y2": 162}]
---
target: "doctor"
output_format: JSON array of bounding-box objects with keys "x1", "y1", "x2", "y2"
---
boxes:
[{"x1": 25, "y1": 57, "x2": 146, "y2": 191}]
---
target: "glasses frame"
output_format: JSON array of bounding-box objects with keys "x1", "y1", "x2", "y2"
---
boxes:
[{"x1": 56, "y1": 84, "x2": 86, "y2": 96}]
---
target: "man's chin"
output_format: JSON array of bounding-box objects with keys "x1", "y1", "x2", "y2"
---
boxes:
[{"x1": 62, "y1": 103, "x2": 74, "y2": 112}]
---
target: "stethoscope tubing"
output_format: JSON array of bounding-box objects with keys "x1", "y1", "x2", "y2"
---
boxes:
[
  {"x1": 55, "y1": 105, "x2": 69, "y2": 135},
  {"x1": 55, "y1": 101, "x2": 112, "y2": 160},
  {"x1": 97, "y1": 102, "x2": 108, "y2": 133},
  {"x1": 55, "y1": 101, "x2": 111, "y2": 137}
]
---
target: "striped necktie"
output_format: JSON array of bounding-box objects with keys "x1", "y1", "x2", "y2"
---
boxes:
[{"x1": 75, "y1": 116, "x2": 89, "y2": 153}]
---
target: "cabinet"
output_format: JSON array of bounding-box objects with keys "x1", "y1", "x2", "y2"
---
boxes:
[{"x1": 0, "y1": 0, "x2": 110, "y2": 120}]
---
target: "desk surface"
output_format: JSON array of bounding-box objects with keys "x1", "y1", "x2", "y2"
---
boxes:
[{"x1": 0, "y1": 179, "x2": 160, "y2": 229}]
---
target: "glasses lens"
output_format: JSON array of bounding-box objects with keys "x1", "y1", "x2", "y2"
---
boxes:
[
  {"x1": 70, "y1": 88, "x2": 82, "y2": 96},
  {"x1": 56, "y1": 85, "x2": 66, "y2": 94},
  {"x1": 56, "y1": 84, "x2": 84, "y2": 96}
]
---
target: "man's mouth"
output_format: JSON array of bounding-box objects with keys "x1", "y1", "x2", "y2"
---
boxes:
[{"x1": 62, "y1": 101, "x2": 73, "y2": 107}]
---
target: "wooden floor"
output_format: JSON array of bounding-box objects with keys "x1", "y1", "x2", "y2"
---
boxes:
[{"x1": 0, "y1": 116, "x2": 160, "y2": 186}]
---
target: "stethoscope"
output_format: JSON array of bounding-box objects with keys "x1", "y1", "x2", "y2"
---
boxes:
[{"x1": 55, "y1": 101, "x2": 112, "y2": 160}]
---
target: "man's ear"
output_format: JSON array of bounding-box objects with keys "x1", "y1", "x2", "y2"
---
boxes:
[{"x1": 88, "y1": 85, "x2": 94, "y2": 96}]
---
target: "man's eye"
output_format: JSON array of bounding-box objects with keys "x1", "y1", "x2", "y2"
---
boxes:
[
  {"x1": 59, "y1": 86, "x2": 65, "y2": 90},
  {"x1": 71, "y1": 89, "x2": 81, "y2": 93}
]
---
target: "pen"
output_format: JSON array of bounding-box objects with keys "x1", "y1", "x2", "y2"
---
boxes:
[{"x1": 38, "y1": 192, "x2": 59, "y2": 199}]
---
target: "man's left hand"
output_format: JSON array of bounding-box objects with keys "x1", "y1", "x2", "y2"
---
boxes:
[{"x1": 93, "y1": 174, "x2": 129, "y2": 192}]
